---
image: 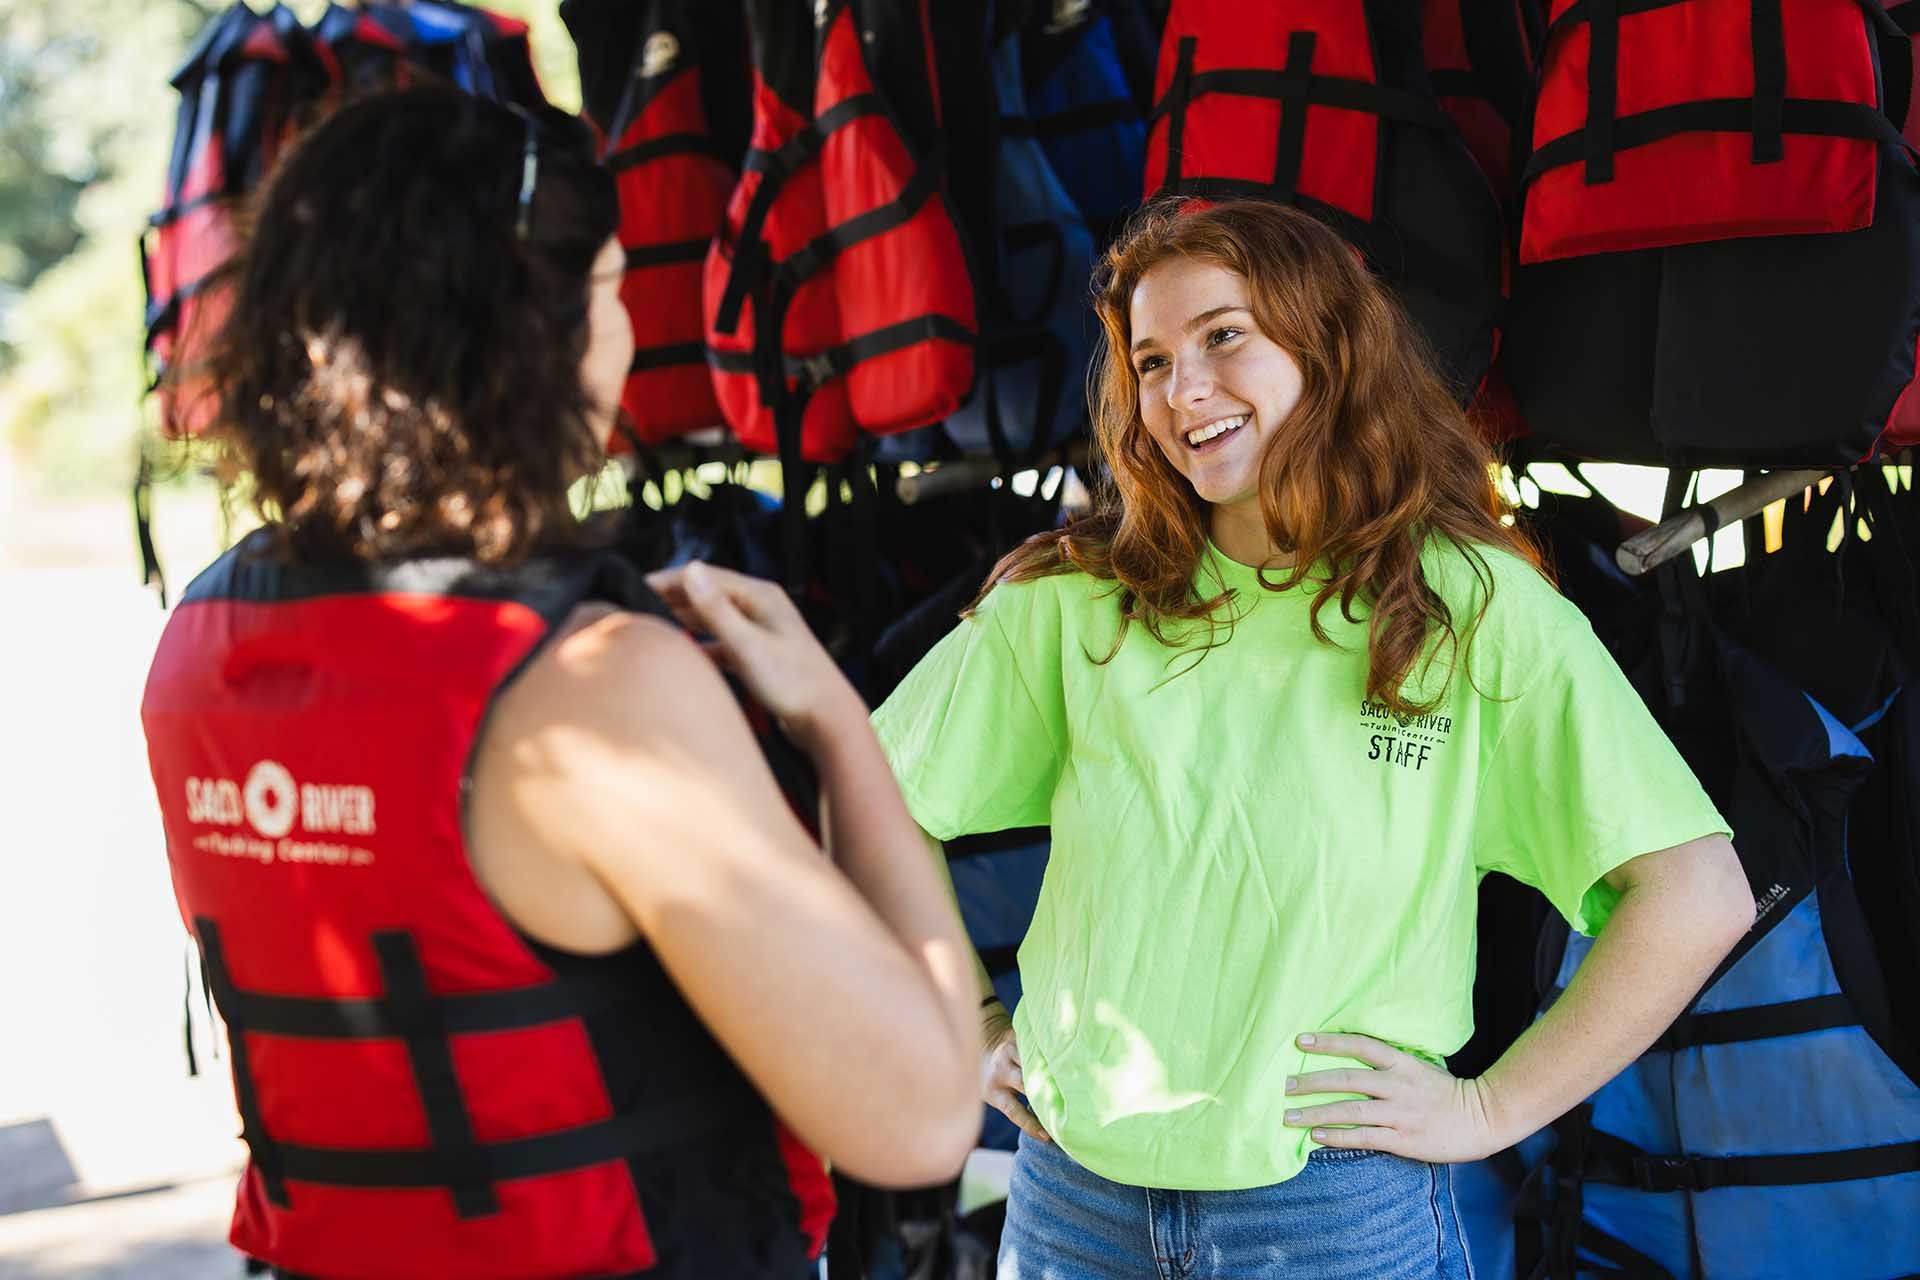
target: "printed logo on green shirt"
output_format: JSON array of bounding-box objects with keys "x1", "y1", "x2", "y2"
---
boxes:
[{"x1": 1360, "y1": 700, "x2": 1452, "y2": 772}]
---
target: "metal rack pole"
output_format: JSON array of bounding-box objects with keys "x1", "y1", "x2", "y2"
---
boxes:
[{"x1": 1614, "y1": 467, "x2": 1831, "y2": 576}]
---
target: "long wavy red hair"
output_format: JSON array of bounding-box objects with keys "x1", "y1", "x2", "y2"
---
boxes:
[{"x1": 979, "y1": 199, "x2": 1544, "y2": 715}]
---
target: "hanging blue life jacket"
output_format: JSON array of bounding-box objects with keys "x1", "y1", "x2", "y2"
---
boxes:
[
  {"x1": 1505, "y1": 623, "x2": 1920, "y2": 1280},
  {"x1": 1015, "y1": 0, "x2": 1154, "y2": 247},
  {"x1": 884, "y1": 7, "x2": 1097, "y2": 464}
]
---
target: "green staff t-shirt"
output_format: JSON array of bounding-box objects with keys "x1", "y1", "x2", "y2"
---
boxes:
[{"x1": 872, "y1": 538, "x2": 1729, "y2": 1191}]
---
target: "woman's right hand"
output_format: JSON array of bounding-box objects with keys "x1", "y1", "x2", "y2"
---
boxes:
[
  {"x1": 645, "y1": 560, "x2": 865, "y2": 754},
  {"x1": 983, "y1": 1012, "x2": 1052, "y2": 1143}
]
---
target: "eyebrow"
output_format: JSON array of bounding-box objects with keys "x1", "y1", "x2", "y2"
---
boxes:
[{"x1": 1131, "y1": 304, "x2": 1249, "y2": 354}]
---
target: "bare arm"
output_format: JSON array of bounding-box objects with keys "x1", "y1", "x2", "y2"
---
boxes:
[
  {"x1": 478, "y1": 604, "x2": 977, "y2": 1186},
  {"x1": 1284, "y1": 834, "x2": 1752, "y2": 1160},
  {"x1": 1472, "y1": 834, "x2": 1752, "y2": 1144}
]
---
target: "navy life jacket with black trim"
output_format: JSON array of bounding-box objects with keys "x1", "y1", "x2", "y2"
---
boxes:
[
  {"x1": 563, "y1": 0, "x2": 749, "y2": 451},
  {"x1": 1143, "y1": 0, "x2": 1506, "y2": 398},
  {"x1": 1014, "y1": 0, "x2": 1156, "y2": 248},
  {"x1": 703, "y1": 0, "x2": 977, "y2": 469},
  {"x1": 141, "y1": 530, "x2": 832, "y2": 1280},
  {"x1": 1504, "y1": 0, "x2": 1920, "y2": 466}
]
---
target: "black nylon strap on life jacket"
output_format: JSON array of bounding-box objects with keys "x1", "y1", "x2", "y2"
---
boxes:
[
  {"x1": 604, "y1": 130, "x2": 729, "y2": 173},
  {"x1": 1752, "y1": 0, "x2": 1786, "y2": 163},
  {"x1": 1652, "y1": 992, "x2": 1858, "y2": 1050},
  {"x1": 373, "y1": 932, "x2": 496, "y2": 1217},
  {"x1": 624, "y1": 238, "x2": 710, "y2": 271},
  {"x1": 1147, "y1": 52, "x2": 1457, "y2": 135},
  {"x1": 713, "y1": 92, "x2": 887, "y2": 334},
  {"x1": 1586, "y1": 0, "x2": 1620, "y2": 183},
  {"x1": 1523, "y1": 97, "x2": 1917, "y2": 186},
  {"x1": 1000, "y1": 99, "x2": 1140, "y2": 139},
  {"x1": 1271, "y1": 32, "x2": 1316, "y2": 205},
  {"x1": 148, "y1": 190, "x2": 225, "y2": 231},
  {"x1": 196, "y1": 920, "x2": 291, "y2": 1207},
  {"x1": 1580, "y1": 1125, "x2": 1920, "y2": 1192},
  {"x1": 630, "y1": 341, "x2": 708, "y2": 374},
  {"x1": 1162, "y1": 36, "x2": 1198, "y2": 188},
  {"x1": 946, "y1": 827, "x2": 1049, "y2": 860},
  {"x1": 707, "y1": 313, "x2": 976, "y2": 388}
]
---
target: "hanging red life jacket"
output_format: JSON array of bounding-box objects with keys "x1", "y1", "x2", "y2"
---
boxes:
[
  {"x1": 143, "y1": 3, "x2": 333, "y2": 438},
  {"x1": 142, "y1": 532, "x2": 833, "y2": 1280},
  {"x1": 704, "y1": 0, "x2": 977, "y2": 468},
  {"x1": 1143, "y1": 0, "x2": 1507, "y2": 398},
  {"x1": 1521, "y1": 0, "x2": 1910, "y2": 263},
  {"x1": 564, "y1": 0, "x2": 750, "y2": 451},
  {"x1": 1505, "y1": 0, "x2": 1920, "y2": 464}
]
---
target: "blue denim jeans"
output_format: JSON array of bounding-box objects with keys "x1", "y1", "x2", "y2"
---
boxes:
[{"x1": 999, "y1": 1132, "x2": 1477, "y2": 1280}]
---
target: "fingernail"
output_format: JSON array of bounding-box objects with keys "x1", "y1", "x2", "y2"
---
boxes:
[
  {"x1": 1298, "y1": 1033, "x2": 1315, "y2": 1047},
  {"x1": 1285, "y1": 1076, "x2": 1298, "y2": 1092},
  {"x1": 1311, "y1": 1130, "x2": 1327, "y2": 1141},
  {"x1": 684, "y1": 561, "x2": 710, "y2": 590},
  {"x1": 1285, "y1": 1110, "x2": 1302, "y2": 1124}
]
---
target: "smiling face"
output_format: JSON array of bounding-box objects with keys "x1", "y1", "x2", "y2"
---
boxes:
[{"x1": 1128, "y1": 256, "x2": 1304, "y2": 535}]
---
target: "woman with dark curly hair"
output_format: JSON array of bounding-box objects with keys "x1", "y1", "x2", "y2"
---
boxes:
[
  {"x1": 141, "y1": 88, "x2": 978, "y2": 1280},
  {"x1": 872, "y1": 200, "x2": 1754, "y2": 1278}
]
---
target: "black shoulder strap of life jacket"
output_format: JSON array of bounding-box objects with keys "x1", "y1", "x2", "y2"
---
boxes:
[{"x1": 1523, "y1": 0, "x2": 1915, "y2": 190}]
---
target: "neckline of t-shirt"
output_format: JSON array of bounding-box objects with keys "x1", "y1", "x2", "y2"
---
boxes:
[{"x1": 1201, "y1": 540, "x2": 1306, "y2": 593}]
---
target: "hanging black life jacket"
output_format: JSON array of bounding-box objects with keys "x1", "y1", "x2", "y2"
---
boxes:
[
  {"x1": 1504, "y1": 0, "x2": 1920, "y2": 466},
  {"x1": 564, "y1": 0, "x2": 749, "y2": 451},
  {"x1": 1143, "y1": 0, "x2": 1507, "y2": 398}
]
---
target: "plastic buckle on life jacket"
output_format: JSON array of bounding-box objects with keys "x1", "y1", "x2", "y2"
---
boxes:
[
  {"x1": 797, "y1": 351, "x2": 839, "y2": 392},
  {"x1": 1629, "y1": 1154, "x2": 1708, "y2": 1193}
]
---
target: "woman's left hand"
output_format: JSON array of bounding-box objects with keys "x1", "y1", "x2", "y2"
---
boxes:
[{"x1": 1282, "y1": 1033, "x2": 1509, "y2": 1164}]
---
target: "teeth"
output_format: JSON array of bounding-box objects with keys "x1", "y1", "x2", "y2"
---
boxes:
[{"x1": 1186, "y1": 415, "x2": 1247, "y2": 447}]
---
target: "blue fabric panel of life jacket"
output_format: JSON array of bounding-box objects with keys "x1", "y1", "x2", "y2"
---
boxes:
[
  {"x1": 1505, "y1": 635, "x2": 1920, "y2": 1279},
  {"x1": 1020, "y1": 0, "x2": 1151, "y2": 247},
  {"x1": 943, "y1": 30, "x2": 1097, "y2": 462}
]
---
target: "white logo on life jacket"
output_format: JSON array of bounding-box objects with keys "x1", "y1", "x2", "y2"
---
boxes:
[
  {"x1": 243, "y1": 761, "x2": 298, "y2": 838},
  {"x1": 1045, "y1": 0, "x2": 1094, "y2": 34},
  {"x1": 184, "y1": 762, "x2": 378, "y2": 839},
  {"x1": 640, "y1": 31, "x2": 679, "y2": 79}
]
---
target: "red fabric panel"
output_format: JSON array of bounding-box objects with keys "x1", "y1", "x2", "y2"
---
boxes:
[
  {"x1": 814, "y1": 7, "x2": 975, "y2": 437},
  {"x1": 1523, "y1": 0, "x2": 1879, "y2": 261},
  {"x1": 1144, "y1": 0, "x2": 1380, "y2": 222},
  {"x1": 774, "y1": 1122, "x2": 836, "y2": 1259},
  {"x1": 612, "y1": 70, "x2": 732, "y2": 446},
  {"x1": 1878, "y1": 332, "x2": 1920, "y2": 452}
]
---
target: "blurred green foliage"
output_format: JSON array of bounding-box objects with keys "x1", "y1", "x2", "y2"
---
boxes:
[{"x1": 0, "y1": 0, "x2": 580, "y2": 501}]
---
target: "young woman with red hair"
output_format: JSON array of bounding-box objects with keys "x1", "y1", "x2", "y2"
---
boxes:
[{"x1": 873, "y1": 200, "x2": 1754, "y2": 1277}]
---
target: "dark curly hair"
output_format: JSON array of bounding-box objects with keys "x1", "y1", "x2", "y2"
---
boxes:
[{"x1": 199, "y1": 87, "x2": 620, "y2": 563}]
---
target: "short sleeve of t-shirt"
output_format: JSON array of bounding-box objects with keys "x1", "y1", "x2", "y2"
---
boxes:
[
  {"x1": 871, "y1": 577, "x2": 1071, "y2": 840},
  {"x1": 1472, "y1": 603, "x2": 1730, "y2": 936}
]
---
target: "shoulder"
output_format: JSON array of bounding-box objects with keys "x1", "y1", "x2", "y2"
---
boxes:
[
  {"x1": 524, "y1": 606, "x2": 742, "y2": 746},
  {"x1": 1420, "y1": 537, "x2": 1596, "y2": 697}
]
